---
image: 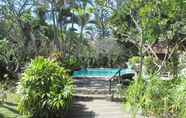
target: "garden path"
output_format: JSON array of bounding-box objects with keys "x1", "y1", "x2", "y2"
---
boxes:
[
  {"x1": 66, "y1": 96, "x2": 143, "y2": 118},
  {"x1": 67, "y1": 78, "x2": 143, "y2": 118}
]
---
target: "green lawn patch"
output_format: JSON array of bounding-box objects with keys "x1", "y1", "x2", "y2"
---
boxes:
[{"x1": 0, "y1": 92, "x2": 29, "y2": 118}]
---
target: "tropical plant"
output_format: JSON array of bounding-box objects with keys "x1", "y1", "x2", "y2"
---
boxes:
[
  {"x1": 126, "y1": 74, "x2": 186, "y2": 118},
  {"x1": 128, "y1": 56, "x2": 141, "y2": 65},
  {"x1": 170, "y1": 78, "x2": 186, "y2": 118},
  {"x1": 62, "y1": 56, "x2": 81, "y2": 75},
  {"x1": 17, "y1": 57, "x2": 74, "y2": 118},
  {"x1": 144, "y1": 56, "x2": 157, "y2": 74},
  {"x1": 93, "y1": 0, "x2": 112, "y2": 39},
  {"x1": 126, "y1": 77, "x2": 146, "y2": 117},
  {"x1": 0, "y1": 39, "x2": 18, "y2": 80}
]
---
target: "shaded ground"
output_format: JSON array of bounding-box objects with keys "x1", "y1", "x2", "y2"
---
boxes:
[
  {"x1": 0, "y1": 91, "x2": 29, "y2": 118},
  {"x1": 67, "y1": 97, "x2": 143, "y2": 118},
  {"x1": 0, "y1": 102, "x2": 28, "y2": 118}
]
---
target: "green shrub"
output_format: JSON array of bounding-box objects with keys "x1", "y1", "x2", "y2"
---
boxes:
[
  {"x1": 126, "y1": 75, "x2": 180, "y2": 118},
  {"x1": 141, "y1": 76, "x2": 176, "y2": 117},
  {"x1": 144, "y1": 56, "x2": 157, "y2": 74},
  {"x1": 170, "y1": 78, "x2": 186, "y2": 118},
  {"x1": 126, "y1": 78, "x2": 146, "y2": 117},
  {"x1": 0, "y1": 39, "x2": 17, "y2": 81},
  {"x1": 17, "y1": 57, "x2": 74, "y2": 118},
  {"x1": 128, "y1": 56, "x2": 141, "y2": 65},
  {"x1": 62, "y1": 57, "x2": 80, "y2": 74}
]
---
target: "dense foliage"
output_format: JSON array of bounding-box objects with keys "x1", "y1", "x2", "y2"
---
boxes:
[
  {"x1": 110, "y1": 0, "x2": 186, "y2": 76},
  {"x1": 0, "y1": 0, "x2": 186, "y2": 117},
  {"x1": 126, "y1": 75, "x2": 186, "y2": 118},
  {"x1": 0, "y1": 39, "x2": 17, "y2": 80},
  {"x1": 63, "y1": 57, "x2": 80, "y2": 70},
  {"x1": 17, "y1": 57, "x2": 74, "y2": 118},
  {"x1": 129, "y1": 56, "x2": 157, "y2": 74},
  {"x1": 0, "y1": 0, "x2": 128, "y2": 75}
]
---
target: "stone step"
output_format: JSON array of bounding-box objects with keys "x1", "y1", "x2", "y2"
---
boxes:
[
  {"x1": 75, "y1": 87, "x2": 116, "y2": 95},
  {"x1": 75, "y1": 79, "x2": 119, "y2": 89},
  {"x1": 74, "y1": 78, "x2": 124, "y2": 96},
  {"x1": 74, "y1": 94, "x2": 108, "y2": 99},
  {"x1": 75, "y1": 79, "x2": 109, "y2": 88}
]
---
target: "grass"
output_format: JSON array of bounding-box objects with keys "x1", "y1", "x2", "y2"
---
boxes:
[
  {"x1": 0, "y1": 81, "x2": 29, "y2": 118},
  {"x1": 0, "y1": 92, "x2": 29, "y2": 118}
]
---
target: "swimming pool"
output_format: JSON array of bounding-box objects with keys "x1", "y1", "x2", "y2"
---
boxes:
[{"x1": 72, "y1": 68, "x2": 135, "y2": 78}]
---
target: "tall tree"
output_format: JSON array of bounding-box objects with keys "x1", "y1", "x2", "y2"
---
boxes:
[{"x1": 110, "y1": 0, "x2": 186, "y2": 78}]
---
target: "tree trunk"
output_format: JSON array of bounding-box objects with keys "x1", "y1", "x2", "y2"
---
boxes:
[
  {"x1": 139, "y1": 31, "x2": 144, "y2": 79},
  {"x1": 78, "y1": 25, "x2": 84, "y2": 57},
  {"x1": 51, "y1": 0, "x2": 60, "y2": 51}
]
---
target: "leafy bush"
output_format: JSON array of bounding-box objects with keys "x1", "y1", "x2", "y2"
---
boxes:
[
  {"x1": 126, "y1": 78, "x2": 146, "y2": 117},
  {"x1": 62, "y1": 57, "x2": 80, "y2": 73},
  {"x1": 141, "y1": 77, "x2": 175, "y2": 117},
  {"x1": 128, "y1": 56, "x2": 141, "y2": 65},
  {"x1": 0, "y1": 39, "x2": 17, "y2": 80},
  {"x1": 128, "y1": 56, "x2": 141, "y2": 73},
  {"x1": 144, "y1": 56, "x2": 157, "y2": 74},
  {"x1": 126, "y1": 75, "x2": 186, "y2": 118},
  {"x1": 17, "y1": 57, "x2": 74, "y2": 118},
  {"x1": 128, "y1": 56, "x2": 157, "y2": 74},
  {"x1": 170, "y1": 78, "x2": 186, "y2": 118}
]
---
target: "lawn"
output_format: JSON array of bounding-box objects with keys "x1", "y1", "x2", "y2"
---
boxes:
[
  {"x1": 0, "y1": 83, "x2": 28, "y2": 118},
  {"x1": 0, "y1": 92, "x2": 29, "y2": 118}
]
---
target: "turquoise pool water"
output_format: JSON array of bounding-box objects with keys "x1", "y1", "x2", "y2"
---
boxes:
[{"x1": 72, "y1": 68, "x2": 135, "y2": 78}]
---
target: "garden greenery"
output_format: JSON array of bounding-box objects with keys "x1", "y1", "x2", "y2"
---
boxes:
[
  {"x1": 17, "y1": 57, "x2": 74, "y2": 118},
  {"x1": 62, "y1": 57, "x2": 80, "y2": 71},
  {"x1": 0, "y1": 39, "x2": 17, "y2": 80},
  {"x1": 126, "y1": 75, "x2": 186, "y2": 118},
  {"x1": 128, "y1": 56, "x2": 141, "y2": 65},
  {"x1": 129, "y1": 56, "x2": 157, "y2": 74}
]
